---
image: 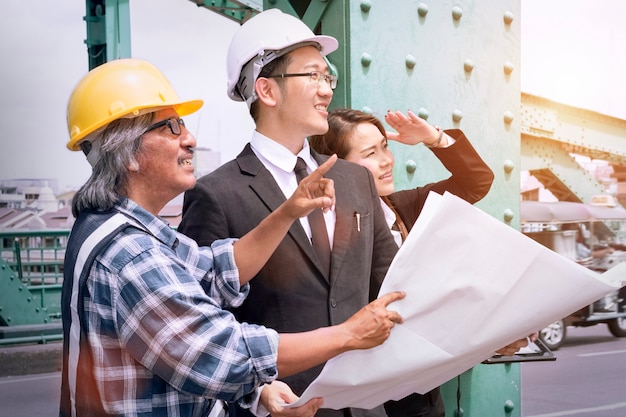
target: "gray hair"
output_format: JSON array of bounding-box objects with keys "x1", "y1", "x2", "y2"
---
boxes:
[{"x1": 71, "y1": 112, "x2": 155, "y2": 218}]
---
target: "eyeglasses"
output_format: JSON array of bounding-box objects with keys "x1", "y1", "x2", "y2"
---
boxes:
[
  {"x1": 267, "y1": 71, "x2": 337, "y2": 90},
  {"x1": 144, "y1": 117, "x2": 185, "y2": 136}
]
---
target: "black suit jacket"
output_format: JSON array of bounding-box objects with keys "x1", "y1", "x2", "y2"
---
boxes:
[{"x1": 179, "y1": 144, "x2": 398, "y2": 417}]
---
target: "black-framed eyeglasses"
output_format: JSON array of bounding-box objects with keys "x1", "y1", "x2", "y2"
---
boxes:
[
  {"x1": 267, "y1": 71, "x2": 337, "y2": 90},
  {"x1": 144, "y1": 117, "x2": 185, "y2": 136}
]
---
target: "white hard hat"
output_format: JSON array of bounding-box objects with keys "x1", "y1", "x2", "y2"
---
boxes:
[{"x1": 226, "y1": 8, "x2": 338, "y2": 106}]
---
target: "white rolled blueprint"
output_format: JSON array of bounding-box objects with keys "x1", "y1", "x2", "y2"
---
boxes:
[{"x1": 288, "y1": 192, "x2": 624, "y2": 410}]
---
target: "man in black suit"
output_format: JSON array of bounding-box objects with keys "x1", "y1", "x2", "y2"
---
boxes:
[{"x1": 179, "y1": 9, "x2": 398, "y2": 417}]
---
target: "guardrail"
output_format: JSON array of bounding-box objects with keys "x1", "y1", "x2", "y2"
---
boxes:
[{"x1": 0, "y1": 229, "x2": 68, "y2": 345}]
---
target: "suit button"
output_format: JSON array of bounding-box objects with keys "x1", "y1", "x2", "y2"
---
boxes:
[{"x1": 330, "y1": 298, "x2": 337, "y2": 308}]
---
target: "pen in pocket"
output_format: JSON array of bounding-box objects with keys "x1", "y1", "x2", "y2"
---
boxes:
[{"x1": 354, "y1": 212, "x2": 361, "y2": 232}]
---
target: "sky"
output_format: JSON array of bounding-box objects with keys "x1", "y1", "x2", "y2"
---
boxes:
[
  {"x1": 520, "y1": 1, "x2": 626, "y2": 117},
  {"x1": 1, "y1": 0, "x2": 626, "y2": 192}
]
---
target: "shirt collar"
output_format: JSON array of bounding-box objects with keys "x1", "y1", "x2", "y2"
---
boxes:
[
  {"x1": 380, "y1": 197, "x2": 402, "y2": 248},
  {"x1": 116, "y1": 198, "x2": 179, "y2": 249},
  {"x1": 251, "y1": 131, "x2": 316, "y2": 173}
]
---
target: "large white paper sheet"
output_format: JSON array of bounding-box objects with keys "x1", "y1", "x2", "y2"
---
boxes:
[{"x1": 289, "y1": 192, "x2": 624, "y2": 410}]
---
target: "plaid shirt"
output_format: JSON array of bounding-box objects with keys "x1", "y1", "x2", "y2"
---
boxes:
[{"x1": 60, "y1": 199, "x2": 279, "y2": 417}]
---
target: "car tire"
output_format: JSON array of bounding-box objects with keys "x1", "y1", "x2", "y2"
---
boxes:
[
  {"x1": 539, "y1": 319, "x2": 566, "y2": 350},
  {"x1": 607, "y1": 317, "x2": 626, "y2": 337}
]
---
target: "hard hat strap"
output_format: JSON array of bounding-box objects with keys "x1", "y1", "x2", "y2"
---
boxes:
[
  {"x1": 236, "y1": 41, "x2": 321, "y2": 107},
  {"x1": 84, "y1": 137, "x2": 104, "y2": 168}
]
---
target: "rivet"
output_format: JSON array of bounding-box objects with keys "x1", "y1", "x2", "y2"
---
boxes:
[
  {"x1": 417, "y1": 3, "x2": 429, "y2": 17},
  {"x1": 504, "y1": 399, "x2": 515, "y2": 412},
  {"x1": 405, "y1": 159, "x2": 417, "y2": 174},
  {"x1": 503, "y1": 209, "x2": 515, "y2": 223},
  {"x1": 503, "y1": 159, "x2": 515, "y2": 173},
  {"x1": 463, "y1": 59, "x2": 474, "y2": 73},
  {"x1": 360, "y1": 0, "x2": 372, "y2": 13},
  {"x1": 361, "y1": 53, "x2": 372, "y2": 67},
  {"x1": 504, "y1": 61, "x2": 514, "y2": 75},
  {"x1": 405, "y1": 55, "x2": 417, "y2": 69},
  {"x1": 503, "y1": 11, "x2": 514, "y2": 25},
  {"x1": 417, "y1": 108, "x2": 430, "y2": 120},
  {"x1": 452, "y1": 6, "x2": 463, "y2": 21},
  {"x1": 504, "y1": 111, "x2": 515, "y2": 124},
  {"x1": 452, "y1": 109, "x2": 463, "y2": 123}
]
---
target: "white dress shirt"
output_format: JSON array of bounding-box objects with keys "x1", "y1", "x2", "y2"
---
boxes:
[
  {"x1": 380, "y1": 199, "x2": 403, "y2": 248},
  {"x1": 250, "y1": 131, "x2": 336, "y2": 248}
]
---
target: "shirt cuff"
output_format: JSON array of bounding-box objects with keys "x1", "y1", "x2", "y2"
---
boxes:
[
  {"x1": 248, "y1": 385, "x2": 270, "y2": 417},
  {"x1": 442, "y1": 133, "x2": 455, "y2": 148}
]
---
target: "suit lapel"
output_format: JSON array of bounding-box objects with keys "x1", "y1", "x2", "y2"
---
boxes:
[
  {"x1": 237, "y1": 145, "x2": 288, "y2": 212},
  {"x1": 238, "y1": 145, "x2": 330, "y2": 280}
]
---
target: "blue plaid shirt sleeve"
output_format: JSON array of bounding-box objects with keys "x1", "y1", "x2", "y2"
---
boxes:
[{"x1": 176, "y1": 232, "x2": 250, "y2": 309}]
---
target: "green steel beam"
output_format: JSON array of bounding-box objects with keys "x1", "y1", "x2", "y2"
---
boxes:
[
  {"x1": 261, "y1": 0, "x2": 330, "y2": 29},
  {"x1": 187, "y1": 0, "x2": 332, "y2": 35},
  {"x1": 300, "y1": 0, "x2": 329, "y2": 29},
  {"x1": 263, "y1": 0, "x2": 297, "y2": 17},
  {"x1": 305, "y1": 0, "x2": 350, "y2": 109},
  {"x1": 188, "y1": 0, "x2": 262, "y2": 24},
  {"x1": 521, "y1": 135, "x2": 606, "y2": 202},
  {"x1": 520, "y1": 93, "x2": 626, "y2": 205},
  {"x1": 521, "y1": 93, "x2": 626, "y2": 165},
  {"x1": 322, "y1": 2, "x2": 525, "y2": 415},
  {"x1": 0, "y1": 259, "x2": 51, "y2": 326},
  {"x1": 85, "y1": 0, "x2": 131, "y2": 70},
  {"x1": 441, "y1": 363, "x2": 522, "y2": 417}
]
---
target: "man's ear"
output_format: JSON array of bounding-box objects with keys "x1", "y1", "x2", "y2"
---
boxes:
[
  {"x1": 255, "y1": 77, "x2": 279, "y2": 107},
  {"x1": 128, "y1": 158, "x2": 140, "y2": 172}
]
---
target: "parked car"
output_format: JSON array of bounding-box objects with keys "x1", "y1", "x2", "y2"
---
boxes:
[{"x1": 521, "y1": 200, "x2": 626, "y2": 350}]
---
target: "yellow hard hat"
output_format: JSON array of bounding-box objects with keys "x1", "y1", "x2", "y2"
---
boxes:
[{"x1": 66, "y1": 58, "x2": 203, "y2": 151}]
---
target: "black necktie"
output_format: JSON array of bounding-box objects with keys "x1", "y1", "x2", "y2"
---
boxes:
[{"x1": 294, "y1": 157, "x2": 331, "y2": 276}]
